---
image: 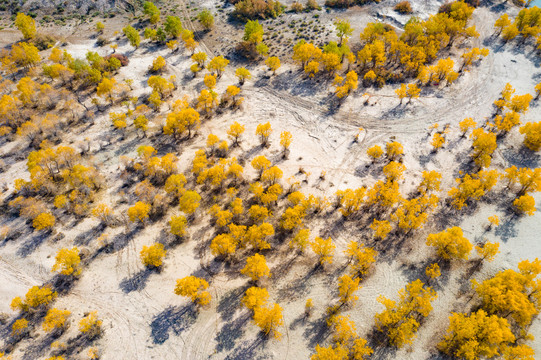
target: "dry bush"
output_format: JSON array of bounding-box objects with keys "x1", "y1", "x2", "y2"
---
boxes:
[
  {"x1": 305, "y1": 0, "x2": 319, "y2": 10},
  {"x1": 290, "y1": 2, "x2": 303, "y2": 12},
  {"x1": 32, "y1": 34, "x2": 56, "y2": 50},
  {"x1": 325, "y1": 0, "x2": 374, "y2": 8},
  {"x1": 104, "y1": 54, "x2": 129, "y2": 67},
  {"x1": 394, "y1": 1, "x2": 412, "y2": 14},
  {"x1": 233, "y1": 0, "x2": 284, "y2": 19}
]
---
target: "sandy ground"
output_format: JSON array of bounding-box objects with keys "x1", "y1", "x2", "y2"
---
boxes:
[{"x1": 0, "y1": 1, "x2": 540, "y2": 359}]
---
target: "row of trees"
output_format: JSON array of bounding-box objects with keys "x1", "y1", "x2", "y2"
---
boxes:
[
  {"x1": 494, "y1": 6, "x2": 541, "y2": 45},
  {"x1": 289, "y1": 1, "x2": 484, "y2": 93}
]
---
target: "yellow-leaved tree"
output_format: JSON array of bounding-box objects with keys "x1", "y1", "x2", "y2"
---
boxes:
[
  {"x1": 311, "y1": 236, "x2": 335, "y2": 267},
  {"x1": 241, "y1": 253, "x2": 271, "y2": 282},
  {"x1": 179, "y1": 190, "x2": 201, "y2": 215},
  {"x1": 470, "y1": 128, "x2": 497, "y2": 168},
  {"x1": 344, "y1": 241, "x2": 377, "y2": 277},
  {"x1": 253, "y1": 303, "x2": 284, "y2": 339},
  {"x1": 426, "y1": 227, "x2": 472, "y2": 261},
  {"x1": 338, "y1": 274, "x2": 360, "y2": 305},
  {"x1": 140, "y1": 243, "x2": 166, "y2": 268},
  {"x1": 375, "y1": 279, "x2": 437, "y2": 348},
  {"x1": 127, "y1": 201, "x2": 151, "y2": 224},
  {"x1": 33, "y1": 212, "x2": 55, "y2": 231},
  {"x1": 438, "y1": 310, "x2": 515, "y2": 360},
  {"x1": 241, "y1": 286, "x2": 269, "y2": 312},
  {"x1": 79, "y1": 311, "x2": 102, "y2": 339},
  {"x1": 11, "y1": 285, "x2": 57, "y2": 313},
  {"x1": 227, "y1": 121, "x2": 245, "y2": 145},
  {"x1": 472, "y1": 259, "x2": 541, "y2": 327},
  {"x1": 169, "y1": 214, "x2": 187, "y2": 237},
  {"x1": 15, "y1": 13, "x2": 36, "y2": 40},
  {"x1": 42, "y1": 308, "x2": 71, "y2": 333},
  {"x1": 174, "y1": 276, "x2": 211, "y2": 306},
  {"x1": 52, "y1": 247, "x2": 82, "y2": 277},
  {"x1": 256, "y1": 122, "x2": 272, "y2": 147}
]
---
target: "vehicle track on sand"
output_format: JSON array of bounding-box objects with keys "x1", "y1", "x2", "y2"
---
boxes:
[
  {"x1": 177, "y1": 0, "x2": 215, "y2": 57},
  {"x1": 69, "y1": 289, "x2": 143, "y2": 357},
  {"x1": 0, "y1": 256, "x2": 47, "y2": 288}
]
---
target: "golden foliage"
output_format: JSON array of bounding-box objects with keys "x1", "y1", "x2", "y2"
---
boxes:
[
  {"x1": 241, "y1": 253, "x2": 271, "y2": 281},
  {"x1": 175, "y1": 276, "x2": 211, "y2": 306},
  {"x1": 43, "y1": 308, "x2": 71, "y2": 332},
  {"x1": 311, "y1": 236, "x2": 335, "y2": 266},
  {"x1": 140, "y1": 243, "x2": 166, "y2": 268},
  {"x1": 52, "y1": 247, "x2": 82, "y2": 276},
  {"x1": 426, "y1": 227, "x2": 472, "y2": 260},
  {"x1": 253, "y1": 303, "x2": 283, "y2": 339},
  {"x1": 438, "y1": 310, "x2": 515, "y2": 360},
  {"x1": 79, "y1": 311, "x2": 102, "y2": 338}
]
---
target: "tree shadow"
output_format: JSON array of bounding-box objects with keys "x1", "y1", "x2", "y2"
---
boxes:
[
  {"x1": 399, "y1": 258, "x2": 452, "y2": 291},
  {"x1": 23, "y1": 327, "x2": 70, "y2": 359},
  {"x1": 51, "y1": 273, "x2": 78, "y2": 295},
  {"x1": 113, "y1": 136, "x2": 144, "y2": 157},
  {"x1": 373, "y1": 231, "x2": 409, "y2": 264},
  {"x1": 274, "y1": 259, "x2": 323, "y2": 303},
  {"x1": 16, "y1": 230, "x2": 52, "y2": 257},
  {"x1": 223, "y1": 336, "x2": 271, "y2": 360},
  {"x1": 73, "y1": 223, "x2": 106, "y2": 246},
  {"x1": 494, "y1": 213, "x2": 520, "y2": 243},
  {"x1": 239, "y1": 144, "x2": 265, "y2": 163},
  {"x1": 119, "y1": 268, "x2": 153, "y2": 293},
  {"x1": 59, "y1": 332, "x2": 101, "y2": 357},
  {"x1": 430, "y1": 203, "x2": 470, "y2": 233},
  {"x1": 354, "y1": 161, "x2": 384, "y2": 179},
  {"x1": 156, "y1": 228, "x2": 187, "y2": 250},
  {"x1": 487, "y1": 1, "x2": 507, "y2": 14},
  {"x1": 500, "y1": 146, "x2": 541, "y2": 169},
  {"x1": 0, "y1": 222, "x2": 27, "y2": 249},
  {"x1": 214, "y1": 312, "x2": 250, "y2": 353},
  {"x1": 289, "y1": 312, "x2": 309, "y2": 331},
  {"x1": 454, "y1": 152, "x2": 477, "y2": 177},
  {"x1": 367, "y1": 339, "x2": 399, "y2": 360},
  {"x1": 253, "y1": 75, "x2": 271, "y2": 88},
  {"x1": 379, "y1": 102, "x2": 409, "y2": 120},
  {"x1": 303, "y1": 315, "x2": 330, "y2": 348},
  {"x1": 418, "y1": 150, "x2": 438, "y2": 167},
  {"x1": 111, "y1": 228, "x2": 139, "y2": 252},
  {"x1": 217, "y1": 286, "x2": 247, "y2": 322},
  {"x1": 149, "y1": 305, "x2": 198, "y2": 345},
  {"x1": 192, "y1": 224, "x2": 214, "y2": 260}
]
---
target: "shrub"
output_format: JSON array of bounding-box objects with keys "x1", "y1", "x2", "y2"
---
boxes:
[
  {"x1": 291, "y1": 2, "x2": 303, "y2": 12},
  {"x1": 79, "y1": 312, "x2": 102, "y2": 338},
  {"x1": 32, "y1": 34, "x2": 56, "y2": 50},
  {"x1": 198, "y1": 10, "x2": 214, "y2": 29},
  {"x1": 140, "y1": 243, "x2": 167, "y2": 268},
  {"x1": 324, "y1": 0, "x2": 354, "y2": 8},
  {"x1": 233, "y1": 0, "x2": 284, "y2": 20},
  {"x1": 33, "y1": 212, "x2": 55, "y2": 231},
  {"x1": 305, "y1": 0, "x2": 319, "y2": 10},
  {"x1": 104, "y1": 53, "x2": 129, "y2": 66},
  {"x1": 96, "y1": 36, "x2": 109, "y2": 46},
  {"x1": 394, "y1": 1, "x2": 412, "y2": 14}
]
